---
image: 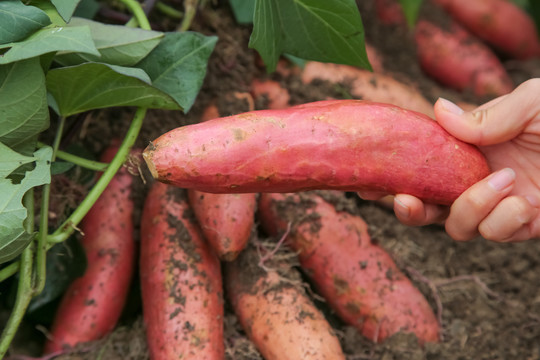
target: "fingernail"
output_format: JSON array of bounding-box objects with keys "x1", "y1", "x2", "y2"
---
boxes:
[
  {"x1": 438, "y1": 98, "x2": 464, "y2": 115},
  {"x1": 487, "y1": 168, "x2": 516, "y2": 192},
  {"x1": 394, "y1": 198, "x2": 410, "y2": 219}
]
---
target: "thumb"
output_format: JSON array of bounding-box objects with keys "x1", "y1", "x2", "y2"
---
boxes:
[{"x1": 434, "y1": 79, "x2": 540, "y2": 146}]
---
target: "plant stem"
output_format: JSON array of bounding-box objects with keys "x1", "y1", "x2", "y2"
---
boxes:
[
  {"x1": 178, "y1": 0, "x2": 199, "y2": 31},
  {"x1": 37, "y1": 142, "x2": 109, "y2": 172},
  {"x1": 119, "y1": 0, "x2": 152, "y2": 30},
  {"x1": 156, "y1": 1, "x2": 183, "y2": 19},
  {"x1": 47, "y1": 108, "x2": 147, "y2": 245},
  {"x1": 0, "y1": 262, "x2": 19, "y2": 283},
  {"x1": 0, "y1": 192, "x2": 36, "y2": 358},
  {"x1": 34, "y1": 116, "x2": 66, "y2": 295}
]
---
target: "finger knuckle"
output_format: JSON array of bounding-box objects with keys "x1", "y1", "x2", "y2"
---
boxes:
[{"x1": 478, "y1": 222, "x2": 499, "y2": 241}]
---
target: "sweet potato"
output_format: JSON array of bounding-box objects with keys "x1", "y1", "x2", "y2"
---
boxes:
[
  {"x1": 375, "y1": 0, "x2": 406, "y2": 25},
  {"x1": 258, "y1": 191, "x2": 440, "y2": 344},
  {"x1": 374, "y1": 0, "x2": 514, "y2": 97},
  {"x1": 143, "y1": 99, "x2": 490, "y2": 206},
  {"x1": 251, "y1": 78, "x2": 291, "y2": 110},
  {"x1": 140, "y1": 182, "x2": 224, "y2": 359},
  {"x1": 43, "y1": 145, "x2": 137, "y2": 353},
  {"x1": 434, "y1": 0, "x2": 540, "y2": 59},
  {"x1": 415, "y1": 19, "x2": 514, "y2": 97},
  {"x1": 225, "y1": 242, "x2": 346, "y2": 360},
  {"x1": 187, "y1": 105, "x2": 257, "y2": 261},
  {"x1": 301, "y1": 61, "x2": 434, "y2": 117},
  {"x1": 188, "y1": 190, "x2": 256, "y2": 261}
]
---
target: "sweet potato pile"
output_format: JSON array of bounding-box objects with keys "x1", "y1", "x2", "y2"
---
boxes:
[{"x1": 42, "y1": 0, "x2": 540, "y2": 358}]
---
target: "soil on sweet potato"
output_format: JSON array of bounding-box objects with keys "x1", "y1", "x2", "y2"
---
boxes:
[{"x1": 4, "y1": 1, "x2": 540, "y2": 359}]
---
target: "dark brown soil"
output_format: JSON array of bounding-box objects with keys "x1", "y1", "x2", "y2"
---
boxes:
[{"x1": 4, "y1": 1, "x2": 540, "y2": 359}]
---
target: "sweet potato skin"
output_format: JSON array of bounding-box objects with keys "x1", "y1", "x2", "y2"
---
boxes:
[
  {"x1": 434, "y1": 0, "x2": 540, "y2": 59},
  {"x1": 144, "y1": 100, "x2": 490, "y2": 205},
  {"x1": 258, "y1": 192, "x2": 440, "y2": 344},
  {"x1": 415, "y1": 20, "x2": 514, "y2": 97},
  {"x1": 225, "y1": 243, "x2": 346, "y2": 360},
  {"x1": 301, "y1": 62, "x2": 434, "y2": 117},
  {"x1": 188, "y1": 190, "x2": 256, "y2": 261},
  {"x1": 140, "y1": 182, "x2": 224, "y2": 360},
  {"x1": 43, "y1": 145, "x2": 136, "y2": 354}
]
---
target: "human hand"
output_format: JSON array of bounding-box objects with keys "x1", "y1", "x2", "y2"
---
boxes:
[{"x1": 393, "y1": 79, "x2": 540, "y2": 242}]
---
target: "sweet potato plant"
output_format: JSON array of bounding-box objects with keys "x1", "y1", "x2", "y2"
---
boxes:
[{"x1": 0, "y1": 0, "x2": 539, "y2": 359}]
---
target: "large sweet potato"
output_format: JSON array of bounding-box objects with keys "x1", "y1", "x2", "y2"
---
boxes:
[
  {"x1": 140, "y1": 182, "x2": 224, "y2": 360},
  {"x1": 143, "y1": 100, "x2": 490, "y2": 205},
  {"x1": 258, "y1": 191, "x2": 440, "y2": 344}
]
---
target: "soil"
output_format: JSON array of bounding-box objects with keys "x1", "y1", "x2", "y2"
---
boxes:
[{"x1": 3, "y1": 0, "x2": 540, "y2": 359}]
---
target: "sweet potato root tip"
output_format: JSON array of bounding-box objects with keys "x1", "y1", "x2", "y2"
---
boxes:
[
  {"x1": 188, "y1": 190, "x2": 256, "y2": 261},
  {"x1": 143, "y1": 100, "x2": 490, "y2": 205},
  {"x1": 258, "y1": 192, "x2": 440, "y2": 344}
]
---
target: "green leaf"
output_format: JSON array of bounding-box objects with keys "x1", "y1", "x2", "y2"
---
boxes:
[
  {"x1": 0, "y1": 146, "x2": 52, "y2": 264},
  {"x1": 46, "y1": 62, "x2": 182, "y2": 116},
  {"x1": 229, "y1": 0, "x2": 255, "y2": 24},
  {"x1": 399, "y1": 0, "x2": 423, "y2": 28},
  {"x1": 54, "y1": 17, "x2": 164, "y2": 67},
  {"x1": 28, "y1": 0, "x2": 67, "y2": 26},
  {"x1": 73, "y1": 0, "x2": 100, "y2": 19},
  {"x1": 0, "y1": 1, "x2": 51, "y2": 44},
  {"x1": 0, "y1": 142, "x2": 36, "y2": 178},
  {"x1": 0, "y1": 58, "x2": 49, "y2": 156},
  {"x1": 0, "y1": 25, "x2": 100, "y2": 65},
  {"x1": 250, "y1": 0, "x2": 371, "y2": 73},
  {"x1": 137, "y1": 32, "x2": 217, "y2": 112},
  {"x1": 50, "y1": 160, "x2": 75, "y2": 175},
  {"x1": 51, "y1": 0, "x2": 81, "y2": 22}
]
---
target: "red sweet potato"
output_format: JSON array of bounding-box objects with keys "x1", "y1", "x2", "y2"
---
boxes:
[
  {"x1": 43, "y1": 145, "x2": 137, "y2": 353},
  {"x1": 225, "y1": 242, "x2": 346, "y2": 360},
  {"x1": 251, "y1": 78, "x2": 291, "y2": 110},
  {"x1": 258, "y1": 191, "x2": 440, "y2": 344},
  {"x1": 374, "y1": 0, "x2": 514, "y2": 97},
  {"x1": 375, "y1": 0, "x2": 406, "y2": 25},
  {"x1": 415, "y1": 19, "x2": 514, "y2": 97},
  {"x1": 301, "y1": 61, "x2": 434, "y2": 117},
  {"x1": 143, "y1": 99, "x2": 490, "y2": 206},
  {"x1": 187, "y1": 105, "x2": 257, "y2": 261},
  {"x1": 188, "y1": 190, "x2": 256, "y2": 261},
  {"x1": 140, "y1": 182, "x2": 224, "y2": 360},
  {"x1": 434, "y1": 0, "x2": 540, "y2": 59}
]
